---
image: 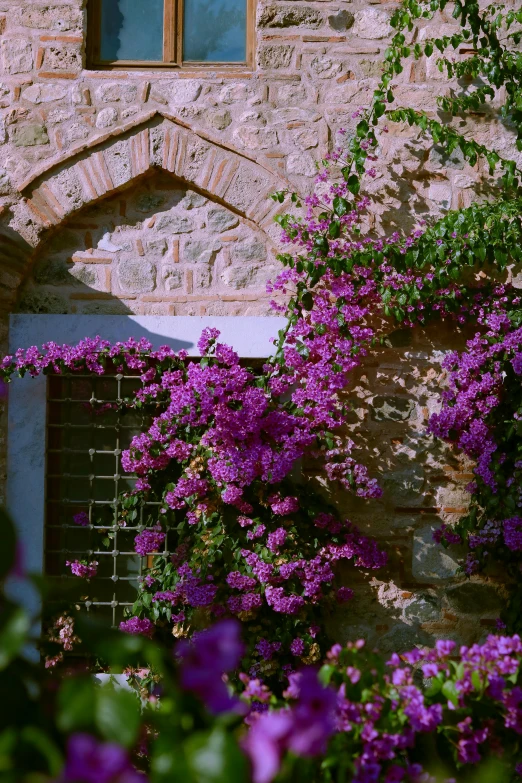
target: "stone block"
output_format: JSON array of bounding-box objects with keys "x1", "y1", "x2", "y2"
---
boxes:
[
  {"x1": 370, "y1": 395, "x2": 415, "y2": 421},
  {"x1": 20, "y1": 5, "x2": 82, "y2": 30},
  {"x1": 43, "y1": 45, "x2": 82, "y2": 72},
  {"x1": 328, "y1": 10, "x2": 355, "y2": 31},
  {"x1": 412, "y1": 523, "x2": 460, "y2": 583},
  {"x1": 195, "y1": 267, "x2": 212, "y2": 289},
  {"x1": 150, "y1": 81, "x2": 202, "y2": 106},
  {"x1": 429, "y1": 144, "x2": 465, "y2": 170},
  {"x1": 291, "y1": 127, "x2": 318, "y2": 150},
  {"x1": 358, "y1": 59, "x2": 384, "y2": 79},
  {"x1": 352, "y1": 8, "x2": 391, "y2": 39},
  {"x1": 146, "y1": 239, "x2": 168, "y2": 257},
  {"x1": 207, "y1": 207, "x2": 239, "y2": 233},
  {"x1": 258, "y1": 6, "x2": 322, "y2": 28},
  {"x1": 222, "y1": 264, "x2": 259, "y2": 289},
  {"x1": 231, "y1": 238, "x2": 267, "y2": 264},
  {"x1": 226, "y1": 166, "x2": 271, "y2": 213},
  {"x1": 96, "y1": 107, "x2": 118, "y2": 129},
  {"x1": 162, "y1": 266, "x2": 183, "y2": 290},
  {"x1": 207, "y1": 109, "x2": 232, "y2": 130},
  {"x1": 183, "y1": 239, "x2": 221, "y2": 264},
  {"x1": 22, "y1": 84, "x2": 68, "y2": 104},
  {"x1": 135, "y1": 194, "x2": 166, "y2": 213},
  {"x1": 69, "y1": 264, "x2": 99, "y2": 288},
  {"x1": 286, "y1": 151, "x2": 316, "y2": 177},
  {"x1": 403, "y1": 594, "x2": 441, "y2": 624},
  {"x1": 445, "y1": 582, "x2": 503, "y2": 615},
  {"x1": 0, "y1": 168, "x2": 11, "y2": 195},
  {"x1": 309, "y1": 55, "x2": 342, "y2": 79},
  {"x1": 235, "y1": 125, "x2": 278, "y2": 150},
  {"x1": 117, "y1": 258, "x2": 156, "y2": 294},
  {"x1": 33, "y1": 258, "x2": 70, "y2": 286},
  {"x1": 96, "y1": 83, "x2": 138, "y2": 103},
  {"x1": 377, "y1": 623, "x2": 433, "y2": 653},
  {"x1": 11, "y1": 124, "x2": 49, "y2": 147},
  {"x1": 18, "y1": 290, "x2": 68, "y2": 314},
  {"x1": 276, "y1": 84, "x2": 307, "y2": 104},
  {"x1": 155, "y1": 213, "x2": 194, "y2": 233},
  {"x1": 428, "y1": 182, "x2": 452, "y2": 210},
  {"x1": 47, "y1": 168, "x2": 85, "y2": 212},
  {"x1": 1, "y1": 39, "x2": 33, "y2": 74},
  {"x1": 103, "y1": 140, "x2": 132, "y2": 188},
  {"x1": 258, "y1": 45, "x2": 294, "y2": 69},
  {"x1": 179, "y1": 191, "x2": 208, "y2": 210}
]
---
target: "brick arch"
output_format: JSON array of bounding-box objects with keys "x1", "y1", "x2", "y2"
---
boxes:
[{"x1": 10, "y1": 112, "x2": 291, "y2": 247}]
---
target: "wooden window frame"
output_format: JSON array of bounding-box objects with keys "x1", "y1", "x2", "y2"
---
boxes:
[{"x1": 87, "y1": 0, "x2": 255, "y2": 70}]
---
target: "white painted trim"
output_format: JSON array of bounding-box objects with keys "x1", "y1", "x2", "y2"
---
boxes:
[{"x1": 6, "y1": 315, "x2": 285, "y2": 618}]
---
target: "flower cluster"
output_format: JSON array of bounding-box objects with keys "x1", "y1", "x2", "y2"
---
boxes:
[
  {"x1": 66, "y1": 559, "x2": 98, "y2": 579},
  {"x1": 176, "y1": 619, "x2": 244, "y2": 713},
  {"x1": 240, "y1": 634, "x2": 522, "y2": 783}
]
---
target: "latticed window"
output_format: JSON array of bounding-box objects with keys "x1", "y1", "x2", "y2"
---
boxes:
[
  {"x1": 87, "y1": 0, "x2": 253, "y2": 68},
  {"x1": 7, "y1": 316, "x2": 283, "y2": 633},
  {"x1": 44, "y1": 372, "x2": 160, "y2": 627}
]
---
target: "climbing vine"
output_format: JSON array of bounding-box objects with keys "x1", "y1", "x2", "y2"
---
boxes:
[{"x1": 4, "y1": 0, "x2": 522, "y2": 780}]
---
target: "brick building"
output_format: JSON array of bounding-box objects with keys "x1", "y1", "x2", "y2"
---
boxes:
[{"x1": 0, "y1": 0, "x2": 515, "y2": 649}]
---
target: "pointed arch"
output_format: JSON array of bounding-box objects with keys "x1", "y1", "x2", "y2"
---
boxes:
[{"x1": 10, "y1": 112, "x2": 291, "y2": 246}]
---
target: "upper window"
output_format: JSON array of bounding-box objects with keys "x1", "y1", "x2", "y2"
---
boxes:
[{"x1": 88, "y1": 0, "x2": 252, "y2": 68}]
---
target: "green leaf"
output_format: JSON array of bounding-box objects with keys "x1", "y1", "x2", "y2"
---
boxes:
[
  {"x1": 471, "y1": 670, "x2": 483, "y2": 691},
  {"x1": 0, "y1": 606, "x2": 30, "y2": 670},
  {"x1": 301, "y1": 292, "x2": 314, "y2": 311},
  {"x1": 356, "y1": 119, "x2": 369, "y2": 138},
  {"x1": 57, "y1": 677, "x2": 96, "y2": 733},
  {"x1": 442, "y1": 679, "x2": 459, "y2": 707},
  {"x1": 21, "y1": 726, "x2": 63, "y2": 777},
  {"x1": 186, "y1": 727, "x2": 247, "y2": 783},
  {"x1": 333, "y1": 196, "x2": 349, "y2": 216},
  {"x1": 347, "y1": 175, "x2": 360, "y2": 196},
  {"x1": 96, "y1": 683, "x2": 141, "y2": 749}
]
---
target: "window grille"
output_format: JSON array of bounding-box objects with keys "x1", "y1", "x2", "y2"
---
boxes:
[{"x1": 44, "y1": 372, "x2": 169, "y2": 628}]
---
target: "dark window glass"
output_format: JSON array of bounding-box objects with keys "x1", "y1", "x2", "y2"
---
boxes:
[
  {"x1": 100, "y1": 0, "x2": 164, "y2": 61},
  {"x1": 183, "y1": 0, "x2": 247, "y2": 62}
]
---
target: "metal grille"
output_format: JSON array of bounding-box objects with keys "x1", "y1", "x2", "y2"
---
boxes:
[{"x1": 45, "y1": 372, "x2": 158, "y2": 628}]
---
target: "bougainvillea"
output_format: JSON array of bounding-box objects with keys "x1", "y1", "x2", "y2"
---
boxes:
[{"x1": 240, "y1": 633, "x2": 522, "y2": 783}]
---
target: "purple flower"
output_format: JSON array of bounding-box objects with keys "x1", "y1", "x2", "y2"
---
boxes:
[
  {"x1": 290, "y1": 638, "x2": 305, "y2": 656},
  {"x1": 66, "y1": 560, "x2": 98, "y2": 579},
  {"x1": 244, "y1": 669, "x2": 336, "y2": 783},
  {"x1": 73, "y1": 511, "x2": 90, "y2": 527},
  {"x1": 244, "y1": 710, "x2": 294, "y2": 783},
  {"x1": 119, "y1": 616, "x2": 155, "y2": 638},
  {"x1": 60, "y1": 734, "x2": 147, "y2": 782},
  {"x1": 176, "y1": 620, "x2": 244, "y2": 713},
  {"x1": 134, "y1": 526, "x2": 165, "y2": 556}
]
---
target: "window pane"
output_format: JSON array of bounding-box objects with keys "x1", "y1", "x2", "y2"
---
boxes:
[
  {"x1": 100, "y1": 0, "x2": 164, "y2": 62},
  {"x1": 183, "y1": 0, "x2": 246, "y2": 62}
]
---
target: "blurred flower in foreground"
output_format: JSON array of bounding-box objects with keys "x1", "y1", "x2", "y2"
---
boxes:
[
  {"x1": 176, "y1": 619, "x2": 245, "y2": 713},
  {"x1": 244, "y1": 668, "x2": 337, "y2": 783},
  {"x1": 59, "y1": 733, "x2": 147, "y2": 782}
]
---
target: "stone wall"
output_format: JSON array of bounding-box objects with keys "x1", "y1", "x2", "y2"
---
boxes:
[{"x1": 0, "y1": 0, "x2": 519, "y2": 650}]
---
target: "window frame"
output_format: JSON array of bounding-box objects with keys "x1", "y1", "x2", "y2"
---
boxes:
[
  {"x1": 6, "y1": 314, "x2": 285, "y2": 622},
  {"x1": 86, "y1": 0, "x2": 256, "y2": 70}
]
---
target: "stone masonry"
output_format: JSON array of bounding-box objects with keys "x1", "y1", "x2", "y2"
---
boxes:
[{"x1": 0, "y1": 0, "x2": 521, "y2": 650}]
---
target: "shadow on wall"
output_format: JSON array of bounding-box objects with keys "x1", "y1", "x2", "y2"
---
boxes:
[
  {"x1": 304, "y1": 319, "x2": 508, "y2": 654},
  {"x1": 16, "y1": 170, "x2": 281, "y2": 318}
]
